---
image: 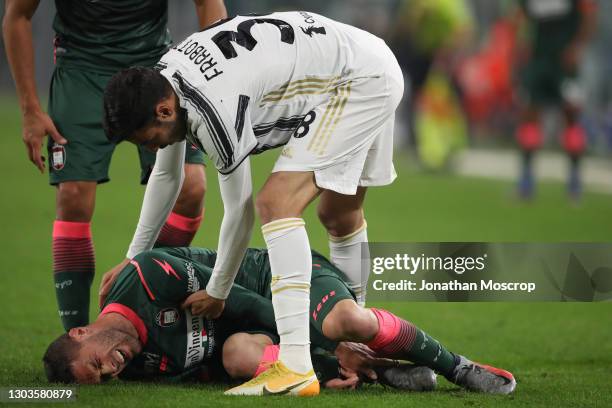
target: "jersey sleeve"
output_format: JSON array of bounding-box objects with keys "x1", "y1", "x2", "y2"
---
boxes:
[
  {"x1": 167, "y1": 70, "x2": 257, "y2": 175},
  {"x1": 126, "y1": 140, "x2": 186, "y2": 259}
]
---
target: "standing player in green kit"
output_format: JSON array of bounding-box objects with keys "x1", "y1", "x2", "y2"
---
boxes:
[
  {"x1": 2, "y1": 0, "x2": 227, "y2": 330},
  {"x1": 515, "y1": 0, "x2": 596, "y2": 200}
]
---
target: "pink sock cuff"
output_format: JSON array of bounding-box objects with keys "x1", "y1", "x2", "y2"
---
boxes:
[
  {"x1": 166, "y1": 211, "x2": 203, "y2": 232},
  {"x1": 366, "y1": 308, "x2": 402, "y2": 351},
  {"x1": 516, "y1": 122, "x2": 542, "y2": 150},
  {"x1": 254, "y1": 344, "x2": 280, "y2": 377},
  {"x1": 53, "y1": 220, "x2": 92, "y2": 239}
]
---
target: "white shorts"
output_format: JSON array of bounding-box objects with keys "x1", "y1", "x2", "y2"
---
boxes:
[{"x1": 272, "y1": 48, "x2": 404, "y2": 195}]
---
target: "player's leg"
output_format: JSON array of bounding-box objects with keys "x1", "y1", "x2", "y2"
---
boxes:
[
  {"x1": 560, "y1": 83, "x2": 586, "y2": 201},
  {"x1": 222, "y1": 333, "x2": 275, "y2": 380},
  {"x1": 47, "y1": 67, "x2": 114, "y2": 331},
  {"x1": 257, "y1": 173, "x2": 320, "y2": 374},
  {"x1": 139, "y1": 147, "x2": 206, "y2": 247},
  {"x1": 321, "y1": 300, "x2": 515, "y2": 394},
  {"x1": 307, "y1": 273, "x2": 434, "y2": 391},
  {"x1": 223, "y1": 333, "x2": 351, "y2": 389},
  {"x1": 317, "y1": 187, "x2": 369, "y2": 305},
  {"x1": 516, "y1": 61, "x2": 546, "y2": 199},
  {"x1": 53, "y1": 182, "x2": 97, "y2": 331},
  {"x1": 225, "y1": 172, "x2": 320, "y2": 396},
  {"x1": 315, "y1": 53, "x2": 404, "y2": 306},
  {"x1": 157, "y1": 163, "x2": 205, "y2": 246},
  {"x1": 516, "y1": 106, "x2": 541, "y2": 200}
]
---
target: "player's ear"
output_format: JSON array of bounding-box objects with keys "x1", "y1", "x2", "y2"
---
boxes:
[
  {"x1": 68, "y1": 327, "x2": 91, "y2": 340},
  {"x1": 155, "y1": 99, "x2": 175, "y2": 120}
]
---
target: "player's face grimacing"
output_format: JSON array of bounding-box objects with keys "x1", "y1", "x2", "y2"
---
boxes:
[
  {"x1": 129, "y1": 94, "x2": 187, "y2": 153},
  {"x1": 68, "y1": 326, "x2": 142, "y2": 384}
]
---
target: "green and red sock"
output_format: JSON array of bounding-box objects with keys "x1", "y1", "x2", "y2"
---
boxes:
[
  {"x1": 52, "y1": 221, "x2": 95, "y2": 331},
  {"x1": 155, "y1": 211, "x2": 203, "y2": 247},
  {"x1": 366, "y1": 308, "x2": 458, "y2": 377}
]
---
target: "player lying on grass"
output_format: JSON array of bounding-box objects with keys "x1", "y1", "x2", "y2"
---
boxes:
[{"x1": 44, "y1": 247, "x2": 516, "y2": 395}]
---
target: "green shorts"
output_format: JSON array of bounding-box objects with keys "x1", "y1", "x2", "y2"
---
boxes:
[
  {"x1": 521, "y1": 57, "x2": 577, "y2": 106},
  {"x1": 308, "y1": 254, "x2": 356, "y2": 351},
  {"x1": 47, "y1": 67, "x2": 205, "y2": 185}
]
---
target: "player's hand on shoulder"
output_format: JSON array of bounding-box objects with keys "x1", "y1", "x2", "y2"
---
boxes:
[
  {"x1": 181, "y1": 290, "x2": 225, "y2": 319},
  {"x1": 99, "y1": 258, "x2": 131, "y2": 309},
  {"x1": 21, "y1": 109, "x2": 67, "y2": 173}
]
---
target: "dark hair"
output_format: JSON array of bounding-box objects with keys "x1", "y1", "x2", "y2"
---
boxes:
[
  {"x1": 103, "y1": 66, "x2": 173, "y2": 143},
  {"x1": 42, "y1": 333, "x2": 81, "y2": 383}
]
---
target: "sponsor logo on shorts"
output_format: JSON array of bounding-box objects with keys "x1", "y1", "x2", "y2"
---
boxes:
[
  {"x1": 51, "y1": 143, "x2": 66, "y2": 171},
  {"x1": 312, "y1": 290, "x2": 336, "y2": 321},
  {"x1": 155, "y1": 308, "x2": 180, "y2": 327}
]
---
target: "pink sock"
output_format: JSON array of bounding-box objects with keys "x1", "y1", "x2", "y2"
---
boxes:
[
  {"x1": 53, "y1": 221, "x2": 94, "y2": 274},
  {"x1": 254, "y1": 345, "x2": 280, "y2": 377},
  {"x1": 516, "y1": 122, "x2": 542, "y2": 151},
  {"x1": 562, "y1": 125, "x2": 586, "y2": 155},
  {"x1": 366, "y1": 308, "x2": 417, "y2": 357},
  {"x1": 155, "y1": 211, "x2": 203, "y2": 247}
]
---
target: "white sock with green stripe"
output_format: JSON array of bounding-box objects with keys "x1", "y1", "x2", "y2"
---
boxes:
[
  {"x1": 329, "y1": 221, "x2": 369, "y2": 306},
  {"x1": 263, "y1": 218, "x2": 313, "y2": 374}
]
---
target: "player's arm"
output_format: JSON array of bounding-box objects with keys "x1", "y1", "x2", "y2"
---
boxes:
[
  {"x1": 193, "y1": 0, "x2": 227, "y2": 29},
  {"x1": 99, "y1": 142, "x2": 186, "y2": 307},
  {"x1": 183, "y1": 274, "x2": 276, "y2": 334},
  {"x1": 127, "y1": 141, "x2": 187, "y2": 258},
  {"x1": 2, "y1": 0, "x2": 66, "y2": 172},
  {"x1": 202, "y1": 158, "x2": 255, "y2": 316}
]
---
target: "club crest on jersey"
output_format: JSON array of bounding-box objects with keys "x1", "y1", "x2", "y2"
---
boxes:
[
  {"x1": 51, "y1": 143, "x2": 66, "y2": 171},
  {"x1": 156, "y1": 308, "x2": 180, "y2": 327}
]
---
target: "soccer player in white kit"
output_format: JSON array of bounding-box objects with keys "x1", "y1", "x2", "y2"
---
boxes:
[{"x1": 102, "y1": 11, "x2": 403, "y2": 396}]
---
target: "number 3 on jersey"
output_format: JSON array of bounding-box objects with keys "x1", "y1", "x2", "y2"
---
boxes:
[{"x1": 212, "y1": 18, "x2": 295, "y2": 59}]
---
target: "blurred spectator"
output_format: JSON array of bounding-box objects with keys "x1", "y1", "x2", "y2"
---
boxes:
[
  {"x1": 456, "y1": 8, "x2": 519, "y2": 139},
  {"x1": 514, "y1": 0, "x2": 597, "y2": 200},
  {"x1": 389, "y1": 0, "x2": 475, "y2": 168}
]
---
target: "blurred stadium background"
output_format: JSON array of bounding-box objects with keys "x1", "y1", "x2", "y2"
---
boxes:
[
  {"x1": 0, "y1": 1, "x2": 611, "y2": 406},
  {"x1": 2, "y1": 0, "x2": 612, "y2": 190}
]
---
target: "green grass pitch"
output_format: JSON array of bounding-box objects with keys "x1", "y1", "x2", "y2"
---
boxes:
[{"x1": 0, "y1": 96, "x2": 610, "y2": 407}]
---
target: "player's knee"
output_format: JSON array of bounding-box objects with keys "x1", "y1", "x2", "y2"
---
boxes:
[
  {"x1": 255, "y1": 191, "x2": 276, "y2": 224},
  {"x1": 323, "y1": 300, "x2": 377, "y2": 342},
  {"x1": 56, "y1": 182, "x2": 95, "y2": 222},
  {"x1": 317, "y1": 206, "x2": 362, "y2": 238},
  {"x1": 222, "y1": 333, "x2": 263, "y2": 379}
]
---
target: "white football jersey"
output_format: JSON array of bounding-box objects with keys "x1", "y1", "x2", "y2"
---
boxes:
[{"x1": 155, "y1": 11, "x2": 388, "y2": 174}]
